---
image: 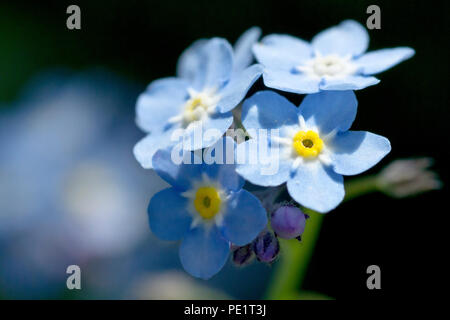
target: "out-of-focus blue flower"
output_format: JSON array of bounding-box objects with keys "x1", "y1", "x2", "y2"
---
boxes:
[
  {"x1": 253, "y1": 20, "x2": 415, "y2": 93},
  {"x1": 1, "y1": 71, "x2": 122, "y2": 235},
  {"x1": 134, "y1": 36, "x2": 263, "y2": 168},
  {"x1": 236, "y1": 90, "x2": 391, "y2": 213},
  {"x1": 0, "y1": 70, "x2": 161, "y2": 251},
  {"x1": 232, "y1": 27, "x2": 262, "y2": 73},
  {"x1": 149, "y1": 137, "x2": 267, "y2": 279},
  {"x1": 0, "y1": 70, "x2": 168, "y2": 298}
]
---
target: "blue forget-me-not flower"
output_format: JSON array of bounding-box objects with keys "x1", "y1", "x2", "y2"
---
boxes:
[
  {"x1": 0, "y1": 70, "x2": 168, "y2": 298},
  {"x1": 149, "y1": 137, "x2": 267, "y2": 279},
  {"x1": 134, "y1": 29, "x2": 263, "y2": 169},
  {"x1": 236, "y1": 90, "x2": 391, "y2": 213},
  {"x1": 253, "y1": 20, "x2": 415, "y2": 93}
]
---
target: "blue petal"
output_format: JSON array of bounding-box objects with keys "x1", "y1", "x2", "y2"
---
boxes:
[
  {"x1": 287, "y1": 162, "x2": 344, "y2": 213},
  {"x1": 233, "y1": 27, "x2": 262, "y2": 72},
  {"x1": 217, "y1": 64, "x2": 263, "y2": 113},
  {"x1": 202, "y1": 136, "x2": 244, "y2": 192},
  {"x1": 241, "y1": 90, "x2": 299, "y2": 131},
  {"x1": 319, "y1": 75, "x2": 380, "y2": 91},
  {"x1": 182, "y1": 112, "x2": 233, "y2": 151},
  {"x1": 355, "y1": 47, "x2": 415, "y2": 75},
  {"x1": 179, "y1": 225, "x2": 230, "y2": 279},
  {"x1": 330, "y1": 131, "x2": 391, "y2": 176},
  {"x1": 145, "y1": 77, "x2": 190, "y2": 99},
  {"x1": 253, "y1": 34, "x2": 312, "y2": 70},
  {"x1": 221, "y1": 190, "x2": 268, "y2": 246},
  {"x1": 263, "y1": 68, "x2": 320, "y2": 94},
  {"x1": 299, "y1": 91, "x2": 358, "y2": 135},
  {"x1": 312, "y1": 20, "x2": 369, "y2": 57},
  {"x1": 136, "y1": 78, "x2": 188, "y2": 133},
  {"x1": 177, "y1": 39, "x2": 208, "y2": 81},
  {"x1": 191, "y1": 38, "x2": 234, "y2": 91},
  {"x1": 148, "y1": 188, "x2": 192, "y2": 241},
  {"x1": 133, "y1": 129, "x2": 176, "y2": 169},
  {"x1": 152, "y1": 146, "x2": 202, "y2": 191},
  {"x1": 235, "y1": 138, "x2": 292, "y2": 187}
]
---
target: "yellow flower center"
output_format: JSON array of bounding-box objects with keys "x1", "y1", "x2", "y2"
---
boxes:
[
  {"x1": 183, "y1": 96, "x2": 208, "y2": 122},
  {"x1": 292, "y1": 130, "x2": 323, "y2": 158},
  {"x1": 194, "y1": 186, "x2": 221, "y2": 219},
  {"x1": 186, "y1": 97, "x2": 205, "y2": 112}
]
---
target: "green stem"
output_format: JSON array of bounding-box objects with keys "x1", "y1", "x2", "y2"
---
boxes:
[
  {"x1": 265, "y1": 209, "x2": 323, "y2": 300},
  {"x1": 344, "y1": 175, "x2": 381, "y2": 201},
  {"x1": 264, "y1": 174, "x2": 381, "y2": 300}
]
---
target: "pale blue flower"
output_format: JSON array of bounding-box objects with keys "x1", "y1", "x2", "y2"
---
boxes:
[
  {"x1": 233, "y1": 27, "x2": 262, "y2": 72},
  {"x1": 253, "y1": 20, "x2": 415, "y2": 93},
  {"x1": 149, "y1": 137, "x2": 267, "y2": 279},
  {"x1": 236, "y1": 90, "x2": 391, "y2": 213},
  {"x1": 134, "y1": 35, "x2": 262, "y2": 169},
  {"x1": 0, "y1": 70, "x2": 168, "y2": 298}
]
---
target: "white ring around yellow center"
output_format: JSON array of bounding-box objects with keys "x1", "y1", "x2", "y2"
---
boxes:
[{"x1": 292, "y1": 130, "x2": 323, "y2": 158}]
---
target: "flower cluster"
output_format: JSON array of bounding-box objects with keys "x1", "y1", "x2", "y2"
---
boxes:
[{"x1": 134, "y1": 21, "x2": 414, "y2": 279}]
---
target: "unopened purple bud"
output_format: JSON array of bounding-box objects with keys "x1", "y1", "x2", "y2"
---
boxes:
[
  {"x1": 252, "y1": 230, "x2": 279, "y2": 263},
  {"x1": 232, "y1": 244, "x2": 254, "y2": 267},
  {"x1": 271, "y1": 205, "x2": 307, "y2": 239}
]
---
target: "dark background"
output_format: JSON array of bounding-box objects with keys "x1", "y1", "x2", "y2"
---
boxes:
[{"x1": 0, "y1": 0, "x2": 448, "y2": 299}]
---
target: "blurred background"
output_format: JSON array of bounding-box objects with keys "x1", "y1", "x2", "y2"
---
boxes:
[{"x1": 0, "y1": 0, "x2": 447, "y2": 299}]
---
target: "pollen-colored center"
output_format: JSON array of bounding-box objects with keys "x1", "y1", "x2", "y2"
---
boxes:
[
  {"x1": 194, "y1": 186, "x2": 221, "y2": 219},
  {"x1": 293, "y1": 130, "x2": 323, "y2": 158},
  {"x1": 185, "y1": 97, "x2": 204, "y2": 112},
  {"x1": 184, "y1": 96, "x2": 208, "y2": 122}
]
